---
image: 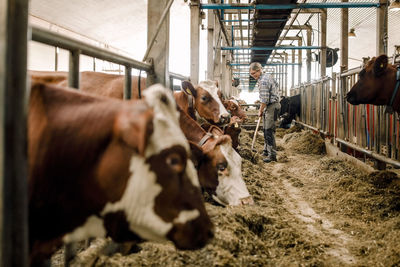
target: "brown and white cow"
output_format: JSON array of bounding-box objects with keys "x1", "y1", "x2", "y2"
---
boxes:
[
  {"x1": 223, "y1": 98, "x2": 247, "y2": 122},
  {"x1": 28, "y1": 82, "x2": 213, "y2": 265},
  {"x1": 221, "y1": 98, "x2": 248, "y2": 150},
  {"x1": 346, "y1": 55, "x2": 400, "y2": 112},
  {"x1": 174, "y1": 80, "x2": 231, "y2": 125},
  {"x1": 178, "y1": 107, "x2": 253, "y2": 206}
]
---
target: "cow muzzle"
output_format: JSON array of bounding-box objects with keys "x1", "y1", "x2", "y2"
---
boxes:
[
  {"x1": 219, "y1": 113, "x2": 231, "y2": 125},
  {"x1": 346, "y1": 91, "x2": 358, "y2": 105}
]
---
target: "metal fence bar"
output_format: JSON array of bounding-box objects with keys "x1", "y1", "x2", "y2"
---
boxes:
[
  {"x1": 0, "y1": 0, "x2": 29, "y2": 265},
  {"x1": 31, "y1": 26, "x2": 152, "y2": 72},
  {"x1": 68, "y1": 49, "x2": 80, "y2": 89},
  {"x1": 169, "y1": 72, "x2": 190, "y2": 81},
  {"x1": 124, "y1": 66, "x2": 132, "y2": 100},
  {"x1": 336, "y1": 137, "x2": 400, "y2": 169}
]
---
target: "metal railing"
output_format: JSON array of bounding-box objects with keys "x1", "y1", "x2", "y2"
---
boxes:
[{"x1": 31, "y1": 26, "x2": 189, "y2": 97}]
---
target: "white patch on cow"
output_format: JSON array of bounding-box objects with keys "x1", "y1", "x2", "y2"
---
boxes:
[
  {"x1": 143, "y1": 84, "x2": 200, "y2": 188},
  {"x1": 173, "y1": 209, "x2": 200, "y2": 224},
  {"x1": 102, "y1": 155, "x2": 171, "y2": 241},
  {"x1": 230, "y1": 99, "x2": 239, "y2": 106},
  {"x1": 102, "y1": 155, "x2": 201, "y2": 241},
  {"x1": 214, "y1": 143, "x2": 251, "y2": 206},
  {"x1": 101, "y1": 84, "x2": 202, "y2": 242},
  {"x1": 198, "y1": 80, "x2": 229, "y2": 119},
  {"x1": 63, "y1": 216, "x2": 106, "y2": 243}
]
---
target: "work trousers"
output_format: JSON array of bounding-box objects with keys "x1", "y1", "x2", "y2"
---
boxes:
[{"x1": 263, "y1": 102, "x2": 281, "y2": 158}]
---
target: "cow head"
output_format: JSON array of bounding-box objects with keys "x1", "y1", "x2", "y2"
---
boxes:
[
  {"x1": 181, "y1": 80, "x2": 230, "y2": 125},
  {"x1": 200, "y1": 126, "x2": 253, "y2": 206},
  {"x1": 347, "y1": 55, "x2": 398, "y2": 107},
  {"x1": 99, "y1": 84, "x2": 213, "y2": 250},
  {"x1": 223, "y1": 99, "x2": 247, "y2": 122}
]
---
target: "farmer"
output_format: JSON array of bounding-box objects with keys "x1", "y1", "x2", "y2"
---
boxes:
[{"x1": 249, "y1": 62, "x2": 281, "y2": 163}]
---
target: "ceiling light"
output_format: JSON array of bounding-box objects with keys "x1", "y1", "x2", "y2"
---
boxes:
[
  {"x1": 348, "y1": 28, "x2": 356, "y2": 39},
  {"x1": 389, "y1": 0, "x2": 400, "y2": 11}
]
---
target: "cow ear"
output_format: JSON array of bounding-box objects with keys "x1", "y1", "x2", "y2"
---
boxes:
[
  {"x1": 116, "y1": 108, "x2": 154, "y2": 156},
  {"x1": 214, "y1": 80, "x2": 219, "y2": 88},
  {"x1": 373, "y1": 55, "x2": 388, "y2": 77},
  {"x1": 181, "y1": 80, "x2": 197, "y2": 97},
  {"x1": 188, "y1": 141, "x2": 205, "y2": 170}
]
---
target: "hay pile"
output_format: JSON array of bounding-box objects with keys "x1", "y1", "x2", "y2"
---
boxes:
[
  {"x1": 283, "y1": 130, "x2": 326, "y2": 155},
  {"x1": 52, "y1": 126, "x2": 400, "y2": 266}
]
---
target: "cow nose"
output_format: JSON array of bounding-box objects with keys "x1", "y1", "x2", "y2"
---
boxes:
[{"x1": 220, "y1": 113, "x2": 231, "y2": 124}]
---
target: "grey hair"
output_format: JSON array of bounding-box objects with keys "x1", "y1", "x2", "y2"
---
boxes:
[{"x1": 249, "y1": 62, "x2": 262, "y2": 72}]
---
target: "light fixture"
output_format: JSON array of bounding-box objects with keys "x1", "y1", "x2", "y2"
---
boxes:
[
  {"x1": 389, "y1": 0, "x2": 400, "y2": 11},
  {"x1": 348, "y1": 28, "x2": 356, "y2": 39}
]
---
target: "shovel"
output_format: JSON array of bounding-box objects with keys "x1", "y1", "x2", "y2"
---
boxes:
[{"x1": 251, "y1": 116, "x2": 262, "y2": 152}]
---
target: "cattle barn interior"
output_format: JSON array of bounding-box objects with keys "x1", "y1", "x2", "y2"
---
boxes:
[{"x1": 2, "y1": 0, "x2": 400, "y2": 266}]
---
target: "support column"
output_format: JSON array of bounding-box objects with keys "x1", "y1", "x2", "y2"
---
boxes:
[
  {"x1": 207, "y1": 0, "x2": 214, "y2": 80},
  {"x1": 376, "y1": 0, "x2": 388, "y2": 56},
  {"x1": 221, "y1": 52, "x2": 226, "y2": 95},
  {"x1": 340, "y1": 0, "x2": 349, "y2": 72},
  {"x1": 213, "y1": 13, "x2": 222, "y2": 86},
  {"x1": 147, "y1": 0, "x2": 170, "y2": 87},
  {"x1": 291, "y1": 50, "x2": 295, "y2": 87},
  {"x1": 190, "y1": 0, "x2": 200, "y2": 84},
  {"x1": 0, "y1": 0, "x2": 29, "y2": 265},
  {"x1": 307, "y1": 27, "x2": 312, "y2": 82},
  {"x1": 284, "y1": 53, "x2": 288, "y2": 96},
  {"x1": 298, "y1": 39, "x2": 302, "y2": 84},
  {"x1": 320, "y1": 8, "x2": 327, "y2": 77}
]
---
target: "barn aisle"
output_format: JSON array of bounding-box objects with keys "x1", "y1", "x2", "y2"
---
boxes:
[{"x1": 54, "y1": 127, "x2": 400, "y2": 266}]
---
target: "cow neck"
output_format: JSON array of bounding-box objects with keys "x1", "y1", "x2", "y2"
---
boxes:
[
  {"x1": 178, "y1": 107, "x2": 213, "y2": 146},
  {"x1": 389, "y1": 65, "x2": 400, "y2": 112}
]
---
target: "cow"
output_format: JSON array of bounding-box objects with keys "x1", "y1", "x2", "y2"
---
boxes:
[
  {"x1": 174, "y1": 80, "x2": 231, "y2": 126},
  {"x1": 278, "y1": 94, "x2": 301, "y2": 129},
  {"x1": 221, "y1": 98, "x2": 248, "y2": 150},
  {"x1": 28, "y1": 82, "x2": 213, "y2": 265},
  {"x1": 223, "y1": 98, "x2": 247, "y2": 122},
  {"x1": 346, "y1": 55, "x2": 400, "y2": 112},
  {"x1": 30, "y1": 70, "x2": 146, "y2": 99},
  {"x1": 177, "y1": 107, "x2": 254, "y2": 206}
]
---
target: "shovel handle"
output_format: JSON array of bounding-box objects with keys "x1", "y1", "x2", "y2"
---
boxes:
[{"x1": 251, "y1": 117, "x2": 262, "y2": 151}]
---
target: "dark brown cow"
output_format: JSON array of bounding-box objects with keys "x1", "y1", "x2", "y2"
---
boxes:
[
  {"x1": 174, "y1": 80, "x2": 231, "y2": 125},
  {"x1": 346, "y1": 55, "x2": 400, "y2": 112},
  {"x1": 30, "y1": 70, "x2": 146, "y2": 99},
  {"x1": 28, "y1": 82, "x2": 213, "y2": 265},
  {"x1": 177, "y1": 106, "x2": 253, "y2": 206}
]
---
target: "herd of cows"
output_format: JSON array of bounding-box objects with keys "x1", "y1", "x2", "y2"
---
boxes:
[
  {"x1": 28, "y1": 71, "x2": 258, "y2": 266},
  {"x1": 27, "y1": 53, "x2": 395, "y2": 266}
]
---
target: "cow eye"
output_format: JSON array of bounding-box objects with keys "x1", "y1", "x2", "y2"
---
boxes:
[
  {"x1": 201, "y1": 95, "x2": 209, "y2": 102},
  {"x1": 166, "y1": 153, "x2": 184, "y2": 174},
  {"x1": 217, "y1": 162, "x2": 227, "y2": 171}
]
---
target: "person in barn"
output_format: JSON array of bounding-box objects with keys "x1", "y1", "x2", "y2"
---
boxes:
[{"x1": 249, "y1": 62, "x2": 281, "y2": 163}]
